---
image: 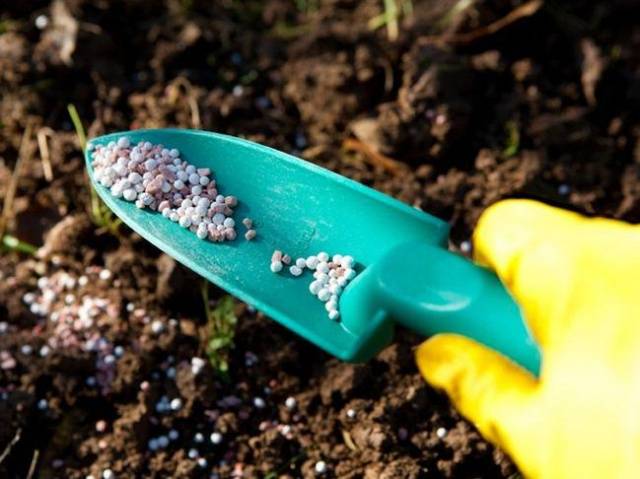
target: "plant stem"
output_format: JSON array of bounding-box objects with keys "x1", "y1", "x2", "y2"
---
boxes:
[
  {"x1": 2, "y1": 235, "x2": 37, "y2": 255},
  {"x1": 384, "y1": 0, "x2": 399, "y2": 41},
  {"x1": 67, "y1": 104, "x2": 86, "y2": 150},
  {"x1": 68, "y1": 105, "x2": 121, "y2": 236}
]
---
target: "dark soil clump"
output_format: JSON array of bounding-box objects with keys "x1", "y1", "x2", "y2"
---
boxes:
[{"x1": 2, "y1": 0, "x2": 640, "y2": 477}]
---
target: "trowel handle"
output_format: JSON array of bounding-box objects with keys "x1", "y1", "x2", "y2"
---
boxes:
[{"x1": 375, "y1": 242, "x2": 541, "y2": 375}]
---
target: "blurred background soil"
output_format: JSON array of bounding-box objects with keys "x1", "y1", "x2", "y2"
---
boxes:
[{"x1": 1, "y1": 0, "x2": 639, "y2": 477}]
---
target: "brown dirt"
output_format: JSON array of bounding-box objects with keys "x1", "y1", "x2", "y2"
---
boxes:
[{"x1": 1, "y1": 0, "x2": 640, "y2": 477}]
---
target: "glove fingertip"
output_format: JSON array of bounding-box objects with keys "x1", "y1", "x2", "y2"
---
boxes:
[
  {"x1": 473, "y1": 200, "x2": 542, "y2": 267},
  {"x1": 416, "y1": 334, "x2": 480, "y2": 402},
  {"x1": 416, "y1": 334, "x2": 538, "y2": 455}
]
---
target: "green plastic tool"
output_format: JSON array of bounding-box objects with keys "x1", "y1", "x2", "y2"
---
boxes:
[{"x1": 85, "y1": 129, "x2": 540, "y2": 375}]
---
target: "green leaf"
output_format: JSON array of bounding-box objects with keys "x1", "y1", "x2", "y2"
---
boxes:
[
  {"x1": 203, "y1": 288, "x2": 238, "y2": 376},
  {"x1": 208, "y1": 337, "x2": 231, "y2": 350}
]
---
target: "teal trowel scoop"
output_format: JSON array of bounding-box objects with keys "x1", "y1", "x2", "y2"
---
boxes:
[{"x1": 86, "y1": 129, "x2": 540, "y2": 375}]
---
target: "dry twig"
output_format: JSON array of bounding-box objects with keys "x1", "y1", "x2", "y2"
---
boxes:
[
  {"x1": 425, "y1": 0, "x2": 543, "y2": 45},
  {"x1": 37, "y1": 127, "x2": 55, "y2": 182},
  {"x1": 0, "y1": 428, "x2": 22, "y2": 466},
  {"x1": 0, "y1": 124, "x2": 32, "y2": 240},
  {"x1": 342, "y1": 138, "x2": 408, "y2": 175},
  {"x1": 169, "y1": 77, "x2": 201, "y2": 129},
  {"x1": 342, "y1": 430, "x2": 358, "y2": 451},
  {"x1": 26, "y1": 449, "x2": 39, "y2": 479}
]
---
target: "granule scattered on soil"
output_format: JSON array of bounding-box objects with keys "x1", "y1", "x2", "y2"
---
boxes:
[
  {"x1": 21, "y1": 266, "x2": 126, "y2": 394},
  {"x1": 3, "y1": 0, "x2": 638, "y2": 477}
]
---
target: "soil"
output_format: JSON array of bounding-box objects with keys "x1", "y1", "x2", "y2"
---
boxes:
[{"x1": 1, "y1": 0, "x2": 640, "y2": 478}]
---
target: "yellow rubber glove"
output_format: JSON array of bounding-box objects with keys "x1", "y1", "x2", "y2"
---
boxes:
[{"x1": 416, "y1": 199, "x2": 640, "y2": 479}]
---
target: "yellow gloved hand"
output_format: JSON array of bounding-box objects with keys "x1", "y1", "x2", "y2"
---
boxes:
[{"x1": 416, "y1": 199, "x2": 640, "y2": 479}]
